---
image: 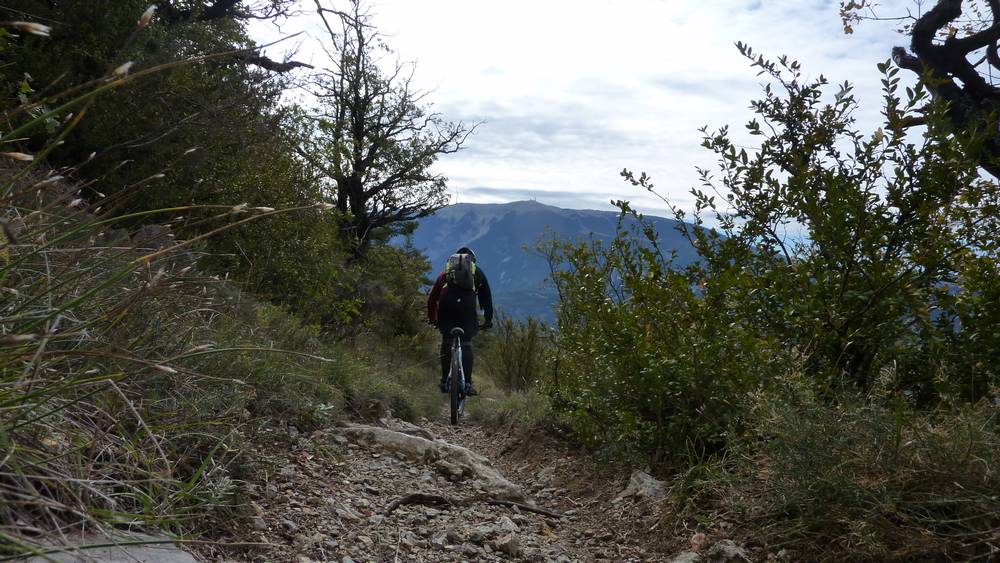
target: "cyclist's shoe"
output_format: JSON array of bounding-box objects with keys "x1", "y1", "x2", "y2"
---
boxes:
[
  {"x1": 466, "y1": 383, "x2": 479, "y2": 396},
  {"x1": 438, "y1": 380, "x2": 449, "y2": 394}
]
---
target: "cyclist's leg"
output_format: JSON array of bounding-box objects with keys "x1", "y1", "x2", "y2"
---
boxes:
[
  {"x1": 437, "y1": 295, "x2": 460, "y2": 386},
  {"x1": 462, "y1": 339, "x2": 474, "y2": 385},
  {"x1": 439, "y1": 335, "x2": 452, "y2": 390},
  {"x1": 439, "y1": 336, "x2": 451, "y2": 380}
]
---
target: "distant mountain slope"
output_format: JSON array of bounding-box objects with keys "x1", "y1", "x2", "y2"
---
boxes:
[{"x1": 409, "y1": 200, "x2": 699, "y2": 321}]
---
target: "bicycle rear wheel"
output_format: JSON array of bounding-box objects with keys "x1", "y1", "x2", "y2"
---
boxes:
[{"x1": 449, "y1": 345, "x2": 462, "y2": 425}]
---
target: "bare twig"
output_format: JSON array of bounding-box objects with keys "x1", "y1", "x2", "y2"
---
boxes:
[{"x1": 381, "y1": 492, "x2": 563, "y2": 519}]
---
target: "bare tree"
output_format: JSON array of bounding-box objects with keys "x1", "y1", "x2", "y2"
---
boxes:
[
  {"x1": 844, "y1": 0, "x2": 1000, "y2": 177},
  {"x1": 300, "y1": 0, "x2": 475, "y2": 255}
]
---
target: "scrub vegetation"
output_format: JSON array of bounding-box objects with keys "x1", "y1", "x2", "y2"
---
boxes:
[
  {"x1": 2, "y1": 0, "x2": 999, "y2": 561},
  {"x1": 529, "y1": 45, "x2": 1000, "y2": 561}
]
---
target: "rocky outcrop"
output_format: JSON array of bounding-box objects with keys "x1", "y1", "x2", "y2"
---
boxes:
[
  {"x1": 614, "y1": 469, "x2": 667, "y2": 503},
  {"x1": 669, "y1": 539, "x2": 751, "y2": 563}
]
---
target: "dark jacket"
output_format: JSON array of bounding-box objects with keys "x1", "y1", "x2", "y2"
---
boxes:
[{"x1": 427, "y1": 267, "x2": 493, "y2": 338}]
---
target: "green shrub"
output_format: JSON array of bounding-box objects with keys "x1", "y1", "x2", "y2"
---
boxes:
[
  {"x1": 545, "y1": 48, "x2": 1000, "y2": 470},
  {"x1": 543, "y1": 215, "x2": 778, "y2": 466},
  {"x1": 479, "y1": 316, "x2": 551, "y2": 392},
  {"x1": 662, "y1": 47, "x2": 1000, "y2": 399}
]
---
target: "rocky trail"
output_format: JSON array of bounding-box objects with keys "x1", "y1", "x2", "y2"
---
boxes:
[{"x1": 190, "y1": 413, "x2": 748, "y2": 562}]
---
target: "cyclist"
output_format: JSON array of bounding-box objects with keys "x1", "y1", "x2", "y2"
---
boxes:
[{"x1": 427, "y1": 247, "x2": 494, "y2": 396}]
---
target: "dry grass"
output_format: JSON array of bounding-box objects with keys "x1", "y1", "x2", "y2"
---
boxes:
[
  {"x1": 0, "y1": 170, "x2": 248, "y2": 556},
  {"x1": 0, "y1": 169, "x2": 443, "y2": 557},
  {"x1": 662, "y1": 373, "x2": 1000, "y2": 561}
]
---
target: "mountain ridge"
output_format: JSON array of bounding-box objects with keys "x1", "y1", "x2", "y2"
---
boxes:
[{"x1": 407, "y1": 200, "x2": 699, "y2": 320}]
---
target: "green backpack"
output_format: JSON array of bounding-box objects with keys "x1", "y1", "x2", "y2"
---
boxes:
[{"x1": 445, "y1": 253, "x2": 477, "y2": 291}]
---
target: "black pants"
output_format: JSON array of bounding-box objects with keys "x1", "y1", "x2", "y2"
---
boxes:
[{"x1": 440, "y1": 336, "x2": 474, "y2": 385}]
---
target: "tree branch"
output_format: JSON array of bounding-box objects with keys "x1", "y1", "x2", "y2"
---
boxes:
[
  {"x1": 240, "y1": 53, "x2": 313, "y2": 73},
  {"x1": 157, "y1": 0, "x2": 295, "y2": 22}
]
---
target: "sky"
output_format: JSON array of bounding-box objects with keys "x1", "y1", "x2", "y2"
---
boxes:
[{"x1": 252, "y1": 0, "x2": 912, "y2": 217}]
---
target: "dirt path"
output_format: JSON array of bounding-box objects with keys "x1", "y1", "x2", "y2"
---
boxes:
[
  {"x1": 427, "y1": 420, "x2": 670, "y2": 560},
  {"x1": 191, "y1": 411, "x2": 672, "y2": 562}
]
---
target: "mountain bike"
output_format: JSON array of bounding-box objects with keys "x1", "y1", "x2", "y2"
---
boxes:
[
  {"x1": 447, "y1": 327, "x2": 468, "y2": 425},
  {"x1": 442, "y1": 323, "x2": 490, "y2": 425}
]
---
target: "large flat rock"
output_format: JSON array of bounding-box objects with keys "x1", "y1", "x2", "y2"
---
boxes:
[{"x1": 26, "y1": 532, "x2": 197, "y2": 563}]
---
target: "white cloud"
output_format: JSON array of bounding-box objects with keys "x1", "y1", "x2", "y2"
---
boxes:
[{"x1": 253, "y1": 0, "x2": 913, "y2": 217}]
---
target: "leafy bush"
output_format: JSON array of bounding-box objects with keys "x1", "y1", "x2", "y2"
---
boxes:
[
  {"x1": 537, "y1": 45, "x2": 1000, "y2": 556},
  {"x1": 544, "y1": 217, "x2": 778, "y2": 465},
  {"x1": 662, "y1": 47, "x2": 1000, "y2": 400},
  {"x1": 546, "y1": 48, "x2": 999, "y2": 470}
]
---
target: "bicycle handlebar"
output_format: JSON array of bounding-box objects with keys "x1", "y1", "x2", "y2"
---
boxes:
[{"x1": 426, "y1": 320, "x2": 492, "y2": 330}]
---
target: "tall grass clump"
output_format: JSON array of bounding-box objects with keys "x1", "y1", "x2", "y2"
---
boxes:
[
  {"x1": 0, "y1": 171, "x2": 404, "y2": 556},
  {"x1": 0, "y1": 15, "x2": 214, "y2": 555},
  {"x1": 462, "y1": 316, "x2": 555, "y2": 426},
  {"x1": 0, "y1": 162, "x2": 439, "y2": 560},
  {"x1": 753, "y1": 386, "x2": 998, "y2": 560},
  {"x1": 0, "y1": 174, "x2": 247, "y2": 555},
  {"x1": 465, "y1": 383, "x2": 553, "y2": 427},
  {"x1": 479, "y1": 316, "x2": 551, "y2": 392}
]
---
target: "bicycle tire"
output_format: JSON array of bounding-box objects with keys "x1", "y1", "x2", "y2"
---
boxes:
[{"x1": 449, "y1": 341, "x2": 462, "y2": 425}]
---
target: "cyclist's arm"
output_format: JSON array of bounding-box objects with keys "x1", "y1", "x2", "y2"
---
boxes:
[
  {"x1": 427, "y1": 272, "x2": 446, "y2": 324},
  {"x1": 475, "y1": 268, "x2": 494, "y2": 326}
]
